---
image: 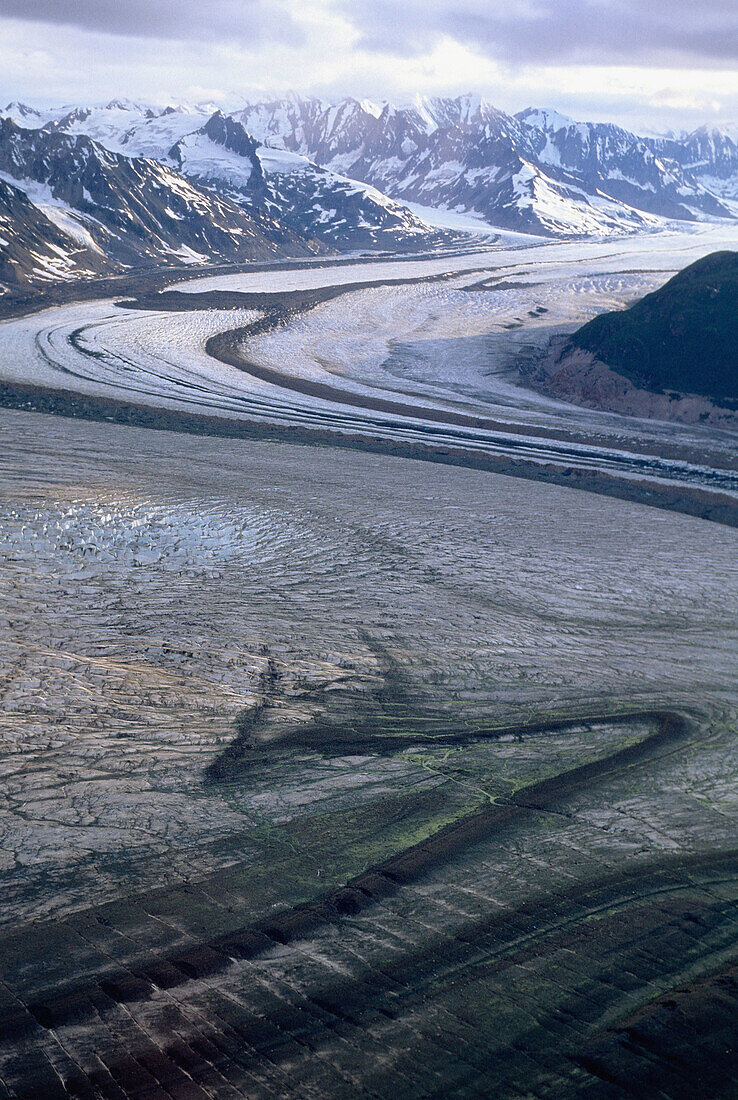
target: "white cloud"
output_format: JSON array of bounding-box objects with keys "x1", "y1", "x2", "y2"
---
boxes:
[{"x1": 0, "y1": 2, "x2": 736, "y2": 133}]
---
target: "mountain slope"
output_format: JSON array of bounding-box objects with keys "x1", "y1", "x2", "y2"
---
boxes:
[
  {"x1": 169, "y1": 111, "x2": 437, "y2": 250},
  {"x1": 0, "y1": 117, "x2": 324, "y2": 291},
  {"x1": 0, "y1": 176, "x2": 109, "y2": 291},
  {"x1": 529, "y1": 250, "x2": 738, "y2": 426},
  {"x1": 234, "y1": 94, "x2": 736, "y2": 236}
]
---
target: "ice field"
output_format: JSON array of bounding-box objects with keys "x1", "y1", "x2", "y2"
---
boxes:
[
  {"x1": 0, "y1": 409, "x2": 737, "y2": 1096},
  {"x1": 1, "y1": 408, "x2": 737, "y2": 920},
  {"x1": 1, "y1": 225, "x2": 738, "y2": 1096}
]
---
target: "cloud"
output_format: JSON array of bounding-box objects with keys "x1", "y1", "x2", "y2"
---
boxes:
[
  {"x1": 0, "y1": 0, "x2": 305, "y2": 45},
  {"x1": 340, "y1": 0, "x2": 738, "y2": 67},
  {"x1": 0, "y1": 0, "x2": 736, "y2": 134}
]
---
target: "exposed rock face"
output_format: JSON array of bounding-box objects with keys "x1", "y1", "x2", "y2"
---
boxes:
[{"x1": 530, "y1": 337, "x2": 738, "y2": 427}]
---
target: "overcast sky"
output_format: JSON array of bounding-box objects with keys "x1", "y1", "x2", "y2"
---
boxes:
[{"x1": 2, "y1": 0, "x2": 737, "y2": 132}]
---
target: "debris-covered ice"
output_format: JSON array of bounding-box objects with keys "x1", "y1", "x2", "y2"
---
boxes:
[{"x1": 0, "y1": 410, "x2": 736, "y2": 930}]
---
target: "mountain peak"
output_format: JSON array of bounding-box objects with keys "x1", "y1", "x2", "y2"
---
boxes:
[
  {"x1": 516, "y1": 107, "x2": 575, "y2": 132},
  {"x1": 103, "y1": 98, "x2": 145, "y2": 112},
  {"x1": 4, "y1": 101, "x2": 40, "y2": 118},
  {"x1": 359, "y1": 98, "x2": 383, "y2": 118}
]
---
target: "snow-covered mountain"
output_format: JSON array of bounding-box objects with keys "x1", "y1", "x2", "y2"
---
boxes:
[
  {"x1": 46, "y1": 100, "x2": 216, "y2": 160},
  {"x1": 515, "y1": 109, "x2": 732, "y2": 222},
  {"x1": 0, "y1": 117, "x2": 323, "y2": 292},
  {"x1": 2, "y1": 101, "x2": 64, "y2": 129},
  {"x1": 169, "y1": 111, "x2": 434, "y2": 249},
  {"x1": 654, "y1": 126, "x2": 738, "y2": 203},
  {"x1": 1, "y1": 94, "x2": 737, "y2": 296},
  {"x1": 2, "y1": 98, "x2": 218, "y2": 156},
  {"x1": 233, "y1": 95, "x2": 737, "y2": 234},
  {"x1": 1, "y1": 99, "x2": 441, "y2": 253}
]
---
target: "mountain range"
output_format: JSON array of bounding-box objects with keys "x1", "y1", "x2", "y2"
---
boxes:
[
  {"x1": 236, "y1": 96, "x2": 737, "y2": 232},
  {"x1": 1, "y1": 94, "x2": 737, "y2": 294}
]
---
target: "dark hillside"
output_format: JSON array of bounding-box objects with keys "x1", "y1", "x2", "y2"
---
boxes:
[{"x1": 571, "y1": 250, "x2": 738, "y2": 405}]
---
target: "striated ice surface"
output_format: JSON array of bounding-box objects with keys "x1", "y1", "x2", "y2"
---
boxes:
[
  {"x1": 0, "y1": 409, "x2": 737, "y2": 926},
  {"x1": 0, "y1": 225, "x2": 737, "y2": 493}
]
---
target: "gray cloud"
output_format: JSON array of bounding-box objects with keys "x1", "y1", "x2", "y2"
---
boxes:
[
  {"x1": 1, "y1": 0, "x2": 304, "y2": 44},
  {"x1": 341, "y1": 0, "x2": 738, "y2": 66}
]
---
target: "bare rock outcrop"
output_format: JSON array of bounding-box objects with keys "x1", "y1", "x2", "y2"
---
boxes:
[{"x1": 529, "y1": 335, "x2": 738, "y2": 427}]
